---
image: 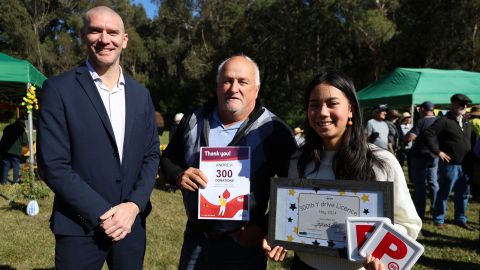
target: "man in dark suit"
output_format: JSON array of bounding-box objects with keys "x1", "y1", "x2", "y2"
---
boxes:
[{"x1": 37, "y1": 6, "x2": 159, "y2": 270}]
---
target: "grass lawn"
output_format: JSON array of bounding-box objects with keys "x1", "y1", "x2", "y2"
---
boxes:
[{"x1": 1, "y1": 180, "x2": 479, "y2": 270}]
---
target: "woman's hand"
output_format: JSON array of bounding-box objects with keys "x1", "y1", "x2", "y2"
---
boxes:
[
  {"x1": 262, "y1": 238, "x2": 288, "y2": 261},
  {"x1": 363, "y1": 254, "x2": 385, "y2": 270}
]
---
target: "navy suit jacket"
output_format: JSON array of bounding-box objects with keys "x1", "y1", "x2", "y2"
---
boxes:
[{"x1": 37, "y1": 64, "x2": 160, "y2": 236}]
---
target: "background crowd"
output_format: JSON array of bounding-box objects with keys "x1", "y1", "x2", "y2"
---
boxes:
[{"x1": 0, "y1": 1, "x2": 479, "y2": 270}]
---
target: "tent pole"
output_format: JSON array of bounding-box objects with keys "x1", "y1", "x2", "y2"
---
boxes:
[
  {"x1": 410, "y1": 104, "x2": 415, "y2": 123},
  {"x1": 26, "y1": 83, "x2": 35, "y2": 177}
]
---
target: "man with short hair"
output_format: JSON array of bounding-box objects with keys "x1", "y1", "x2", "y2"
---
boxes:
[
  {"x1": 366, "y1": 104, "x2": 389, "y2": 150},
  {"x1": 161, "y1": 55, "x2": 297, "y2": 269},
  {"x1": 37, "y1": 6, "x2": 159, "y2": 269},
  {"x1": 423, "y1": 94, "x2": 477, "y2": 229},
  {"x1": 405, "y1": 101, "x2": 439, "y2": 220}
]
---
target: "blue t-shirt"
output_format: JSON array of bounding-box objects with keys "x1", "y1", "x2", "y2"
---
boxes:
[
  {"x1": 208, "y1": 108, "x2": 245, "y2": 146},
  {"x1": 409, "y1": 116, "x2": 438, "y2": 157}
]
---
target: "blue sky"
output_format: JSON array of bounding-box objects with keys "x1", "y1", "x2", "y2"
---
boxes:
[{"x1": 131, "y1": 0, "x2": 158, "y2": 19}]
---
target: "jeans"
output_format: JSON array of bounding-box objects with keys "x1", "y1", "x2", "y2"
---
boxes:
[
  {"x1": 178, "y1": 225, "x2": 266, "y2": 270},
  {"x1": 410, "y1": 155, "x2": 439, "y2": 219},
  {"x1": 432, "y1": 161, "x2": 470, "y2": 225},
  {"x1": 1, "y1": 154, "x2": 20, "y2": 184}
]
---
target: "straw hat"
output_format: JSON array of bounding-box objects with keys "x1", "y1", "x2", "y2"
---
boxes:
[
  {"x1": 470, "y1": 105, "x2": 480, "y2": 117},
  {"x1": 293, "y1": 127, "x2": 304, "y2": 135},
  {"x1": 173, "y1": 113, "x2": 184, "y2": 124},
  {"x1": 402, "y1": 112, "x2": 411, "y2": 118}
]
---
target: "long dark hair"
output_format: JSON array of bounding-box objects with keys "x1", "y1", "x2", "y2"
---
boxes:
[{"x1": 298, "y1": 71, "x2": 385, "y2": 181}]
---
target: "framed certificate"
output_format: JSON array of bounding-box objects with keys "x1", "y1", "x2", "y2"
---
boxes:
[{"x1": 268, "y1": 178, "x2": 393, "y2": 257}]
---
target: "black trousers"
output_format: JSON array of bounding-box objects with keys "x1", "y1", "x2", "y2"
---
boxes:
[{"x1": 55, "y1": 220, "x2": 146, "y2": 270}]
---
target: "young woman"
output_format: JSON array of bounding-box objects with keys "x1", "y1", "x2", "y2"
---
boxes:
[{"x1": 263, "y1": 72, "x2": 422, "y2": 269}]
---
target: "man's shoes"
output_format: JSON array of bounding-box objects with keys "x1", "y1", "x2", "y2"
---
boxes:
[
  {"x1": 455, "y1": 222, "x2": 475, "y2": 231},
  {"x1": 434, "y1": 223, "x2": 445, "y2": 230}
]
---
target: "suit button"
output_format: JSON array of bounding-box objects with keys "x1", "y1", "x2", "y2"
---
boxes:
[
  {"x1": 116, "y1": 178, "x2": 121, "y2": 183},
  {"x1": 113, "y1": 152, "x2": 119, "y2": 158}
]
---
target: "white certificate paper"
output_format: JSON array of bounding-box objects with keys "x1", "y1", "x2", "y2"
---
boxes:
[{"x1": 198, "y1": 146, "x2": 250, "y2": 220}]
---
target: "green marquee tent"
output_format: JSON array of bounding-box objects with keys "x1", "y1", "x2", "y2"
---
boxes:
[
  {"x1": 0, "y1": 52, "x2": 47, "y2": 176},
  {"x1": 358, "y1": 68, "x2": 480, "y2": 107},
  {"x1": 0, "y1": 52, "x2": 46, "y2": 102}
]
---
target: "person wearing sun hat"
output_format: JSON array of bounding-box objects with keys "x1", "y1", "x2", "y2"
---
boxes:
[
  {"x1": 293, "y1": 127, "x2": 305, "y2": 146},
  {"x1": 423, "y1": 94, "x2": 477, "y2": 230},
  {"x1": 396, "y1": 111, "x2": 413, "y2": 168}
]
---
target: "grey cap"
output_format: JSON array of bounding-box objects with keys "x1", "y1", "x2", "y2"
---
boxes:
[{"x1": 420, "y1": 101, "x2": 435, "y2": 111}]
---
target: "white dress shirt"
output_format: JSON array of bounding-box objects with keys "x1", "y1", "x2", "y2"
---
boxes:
[{"x1": 86, "y1": 61, "x2": 126, "y2": 162}]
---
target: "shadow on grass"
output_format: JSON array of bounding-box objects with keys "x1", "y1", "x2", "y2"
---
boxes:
[
  {"x1": 419, "y1": 226, "x2": 480, "y2": 252},
  {"x1": 0, "y1": 265, "x2": 16, "y2": 270},
  {"x1": 0, "y1": 193, "x2": 9, "y2": 200},
  {"x1": 0, "y1": 201, "x2": 26, "y2": 212},
  {"x1": 418, "y1": 256, "x2": 480, "y2": 270},
  {"x1": 420, "y1": 224, "x2": 479, "y2": 244},
  {"x1": 420, "y1": 237, "x2": 479, "y2": 252}
]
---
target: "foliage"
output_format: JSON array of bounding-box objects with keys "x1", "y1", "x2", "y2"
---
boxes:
[
  {"x1": 1, "y1": 0, "x2": 480, "y2": 127},
  {"x1": 21, "y1": 84, "x2": 39, "y2": 113},
  {"x1": 8, "y1": 173, "x2": 51, "y2": 202}
]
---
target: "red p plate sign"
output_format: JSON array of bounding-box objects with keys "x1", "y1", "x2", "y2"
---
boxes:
[{"x1": 359, "y1": 221, "x2": 424, "y2": 270}]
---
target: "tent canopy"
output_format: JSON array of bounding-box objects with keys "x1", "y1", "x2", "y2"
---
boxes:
[
  {"x1": 358, "y1": 68, "x2": 480, "y2": 107},
  {"x1": 0, "y1": 52, "x2": 47, "y2": 102},
  {"x1": 0, "y1": 52, "x2": 46, "y2": 176}
]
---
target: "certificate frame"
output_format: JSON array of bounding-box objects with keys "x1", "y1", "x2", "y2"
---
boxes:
[{"x1": 267, "y1": 177, "x2": 393, "y2": 257}]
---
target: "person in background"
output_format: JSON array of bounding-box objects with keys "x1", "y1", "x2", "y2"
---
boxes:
[
  {"x1": 468, "y1": 105, "x2": 480, "y2": 201},
  {"x1": 423, "y1": 94, "x2": 476, "y2": 230},
  {"x1": 468, "y1": 105, "x2": 480, "y2": 136},
  {"x1": 404, "y1": 101, "x2": 439, "y2": 220},
  {"x1": 0, "y1": 119, "x2": 28, "y2": 184},
  {"x1": 263, "y1": 71, "x2": 421, "y2": 270},
  {"x1": 473, "y1": 137, "x2": 480, "y2": 189},
  {"x1": 37, "y1": 6, "x2": 160, "y2": 269},
  {"x1": 156, "y1": 111, "x2": 165, "y2": 136},
  {"x1": 366, "y1": 104, "x2": 389, "y2": 150},
  {"x1": 293, "y1": 127, "x2": 305, "y2": 146},
  {"x1": 386, "y1": 109, "x2": 401, "y2": 154},
  {"x1": 396, "y1": 112, "x2": 413, "y2": 167},
  {"x1": 161, "y1": 55, "x2": 297, "y2": 270},
  {"x1": 169, "y1": 112, "x2": 184, "y2": 143}
]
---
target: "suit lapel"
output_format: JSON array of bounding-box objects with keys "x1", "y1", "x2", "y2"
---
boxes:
[
  {"x1": 122, "y1": 75, "x2": 135, "y2": 159},
  {"x1": 75, "y1": 65, "x2": 117, "y2": 147}
]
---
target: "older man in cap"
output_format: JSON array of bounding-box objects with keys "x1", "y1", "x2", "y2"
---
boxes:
[
  {"x1": 423, "y1": 94, "x2": 477, "y2": 229},
  {"x1": 405, "y1": 101, "x2": 439, "y2": 220}
]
